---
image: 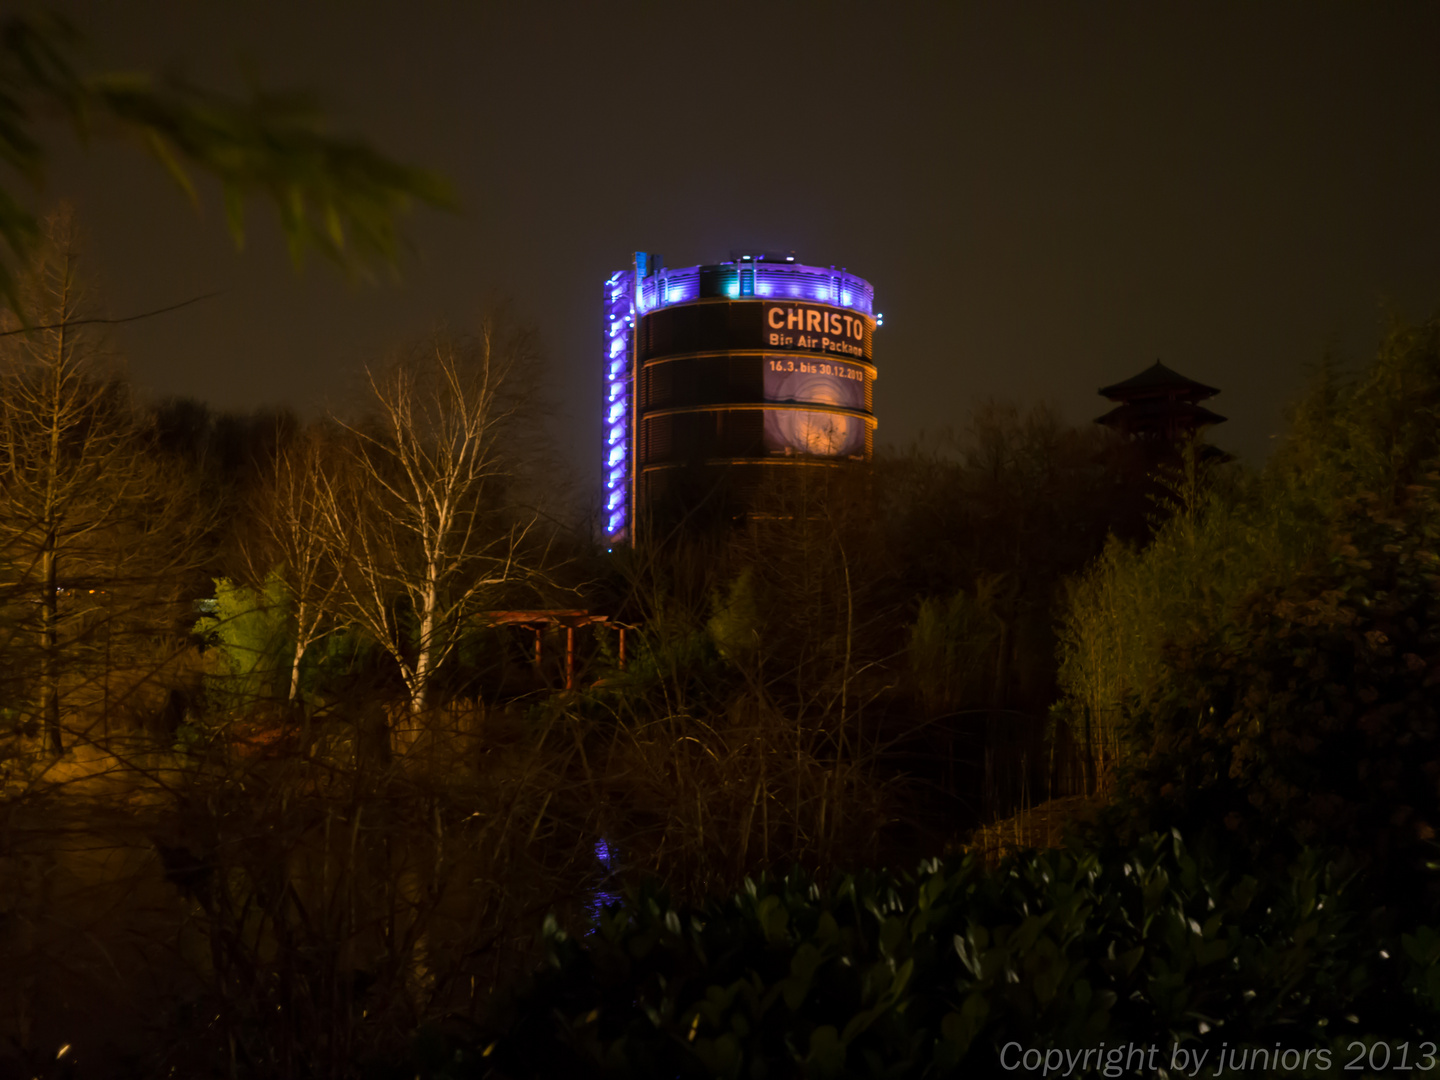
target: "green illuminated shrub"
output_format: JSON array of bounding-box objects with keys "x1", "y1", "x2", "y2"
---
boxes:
[{"x1": 197, "y1": 570, "x2": 294, "y2": 710}]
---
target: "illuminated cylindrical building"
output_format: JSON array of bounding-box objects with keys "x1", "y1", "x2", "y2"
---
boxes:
[{"x1": 602, "y1": 252, "x2": 878, "y2": 543}]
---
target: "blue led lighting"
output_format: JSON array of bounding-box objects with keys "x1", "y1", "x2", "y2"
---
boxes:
[
  {"x1": 633, "y1": 261, "x2": 873, "y2": 315},
  {"x1": 602, "y1": 264, "x2": 637, "y2": 541}
]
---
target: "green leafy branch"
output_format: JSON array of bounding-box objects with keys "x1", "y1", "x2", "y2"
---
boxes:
[{"x1": 0, "y1": 11, "x2": 456, "y2": 310}]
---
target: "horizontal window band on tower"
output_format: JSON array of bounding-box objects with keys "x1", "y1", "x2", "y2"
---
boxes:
[
  {"x1": 641, "y1": 353, "x2": 875, "y2": 415},
  {"x1": 641, "y1": 457, "x2": 863, "y2": 474},
  {"x1": 641, "y1": 402, "x2": 876, "y2": 425},
  {"x1": 640, "y1": 351, "x2": 878, "y2": 380},
  {"x1": 641, "y1": 409, "x2": 872, "y2": 461}
]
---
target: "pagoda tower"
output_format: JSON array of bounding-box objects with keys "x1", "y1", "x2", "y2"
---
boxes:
[{"x1": 1095, "y1": 361, "x2": 1226, "y2": 442}]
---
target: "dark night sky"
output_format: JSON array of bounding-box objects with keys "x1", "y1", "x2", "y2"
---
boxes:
[{"x1": 39, "y1": 2, "x2": 1440, "y2": 490}]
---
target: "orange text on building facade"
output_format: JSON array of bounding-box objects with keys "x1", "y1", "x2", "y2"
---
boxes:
[{"x1": 762, "y1": 302, "x2": 869, "y2": 359}]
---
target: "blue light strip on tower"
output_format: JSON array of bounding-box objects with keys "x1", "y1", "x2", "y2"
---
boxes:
[
  {"x1": 635, "y1": 260, "x2": 875, "y2": 316},
  {"x1": 602, "y1": 267, "x2": 636, "y2": 542}
]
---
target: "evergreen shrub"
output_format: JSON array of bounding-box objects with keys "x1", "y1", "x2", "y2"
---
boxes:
[{"x1": 421, "y1": 832, "x2": 1440, "y2": 1079}]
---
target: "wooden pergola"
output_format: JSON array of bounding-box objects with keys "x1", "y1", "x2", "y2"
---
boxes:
[{"x1": 480, "y1": 609, "x2": 624, "y2": 690}]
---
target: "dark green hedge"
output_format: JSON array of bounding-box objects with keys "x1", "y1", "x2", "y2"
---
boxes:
[{"x1": 403, "y1": 832, "x2": 1440, "y2": 1078}]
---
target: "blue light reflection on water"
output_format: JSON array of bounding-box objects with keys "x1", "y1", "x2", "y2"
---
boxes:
[{"x1": 586, "y1": 837, "x2": 621, "y2": 929}]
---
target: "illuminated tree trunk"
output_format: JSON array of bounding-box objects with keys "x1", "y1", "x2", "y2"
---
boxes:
[
  {"x1": 39, "y1": 305, "x2": 64, "y2": 757},
  {"x1": 288, "y1": 597, "x2": 307, "y2": 703},
  {"x1": 39, "y1": 537, "x2": 60, "y2": 756},
  {"x1": 412, "y1": 575, "x2": 439, "y2": 715}
]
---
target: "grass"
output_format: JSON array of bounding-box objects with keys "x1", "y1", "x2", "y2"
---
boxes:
[{"x1": 0, "y1": 684, "x2": 909, "y2": 1077}]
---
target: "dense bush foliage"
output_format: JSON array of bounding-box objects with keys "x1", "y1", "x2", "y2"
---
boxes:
[
  {"x1": 1123, "y1": 484, "x2": 1440, "y2": 884},
  {"x1": 439, "y1": 831, "x2": 1440, "y2": 1079},
  {"x1": 1057, "y1": 319, "x2": 1440, "y2": 874}
]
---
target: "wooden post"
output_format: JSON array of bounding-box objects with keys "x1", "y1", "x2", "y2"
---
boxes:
[
  {"x1": 618, "y1": 627, "x2": 626, "y2": 670},
  {"x1": 566, "y1": 625, "x2": 576, "y2": 690}
]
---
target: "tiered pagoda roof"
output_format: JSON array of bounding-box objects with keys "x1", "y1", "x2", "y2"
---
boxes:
[{"x1": 1096, "y1": 361, "x2": 1226, "y2": 440}]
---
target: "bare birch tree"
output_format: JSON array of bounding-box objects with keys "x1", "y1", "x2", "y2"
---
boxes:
[
  {"x1": 323, "y1": 321, "x2": 543, "y2": 714},
  {"x1": 244, "y1": 423, "x2": 350, "y2": 704}
]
